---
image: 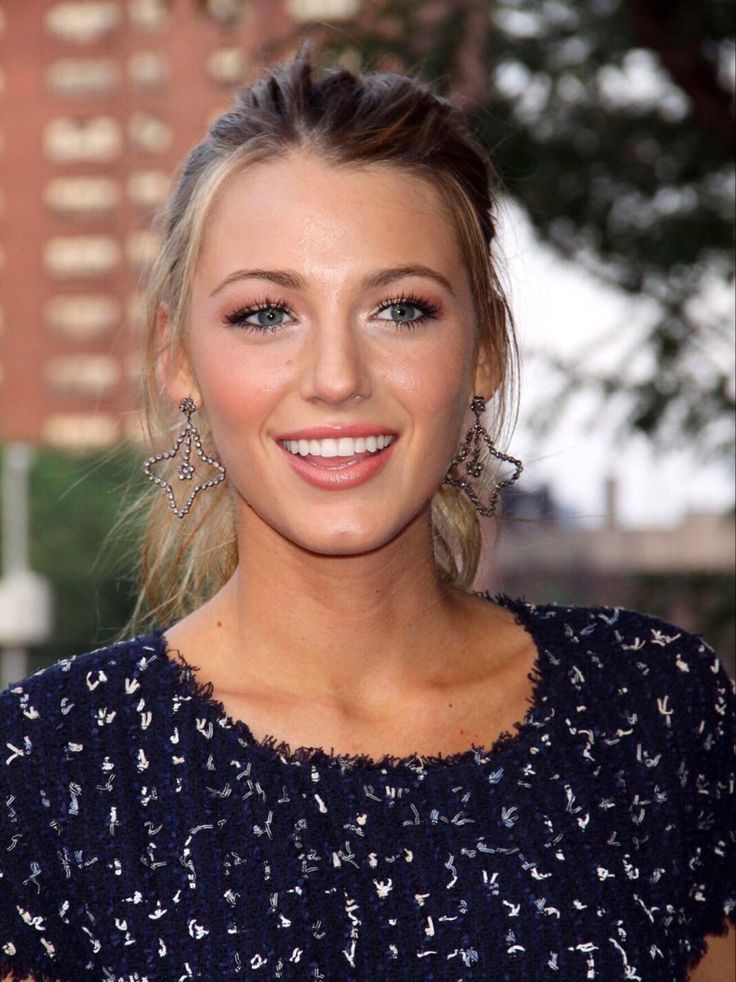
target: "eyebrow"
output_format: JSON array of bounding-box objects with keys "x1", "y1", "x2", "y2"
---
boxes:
[{"x1": 209, "y1": 264, "x2": 456, "y2": 299}]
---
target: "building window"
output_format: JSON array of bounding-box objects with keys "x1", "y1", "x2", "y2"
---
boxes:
[
  {"x1": 126, "y1": 292, "x2": 145, "y2": 330},
  {"x1": 126, "y1": 229, "x2": 160, "y2": 271},
  {"x1": 47, "y1": 59, "x2": 120, "y2": 98},
  {"x1": 207, "y1": 47, "x2": 248, "y2": 86},
  {"x1": 45, "y1": 2, "x2": 122, "y2": 44},
  {"x1": 41, "y1": 413, "x2": 120, "y2": 449},
  {"x1": 44, "y1": 116, "x2": 122, "y2": 163},
  {"x1": 285, "y1": 0, "x2": 360, "y2": 20},
  {"x1": 45, "y1": 176, "x2": 120, "y2": 216},
  {"x1": 45, "y1": 355, "x2": 120, "y2": 399},
  {"x1": 127, "y1": 51, "x2": 168, "y2": 89},
  {"x1": 128, "y1": 112, "x2": 172, "y2": 153},
  {"x1": 44, "y1": 235, "x2": 121, "y2": 278},
  {"x1": 46, "y1": 58, "x2": 120, "y2": 98},
  {"x1": 46, "y1": 295, "x2": 120, "y2": 339},
  {"x1": 127, "y1": 170, "x2": 169, "y2": 209},
  {"x1": 206, "y1": 0, "x2": 249, "y2": 24},
  {"x1": 128, "y1": 0, "x2": 169, "y2": 32}
]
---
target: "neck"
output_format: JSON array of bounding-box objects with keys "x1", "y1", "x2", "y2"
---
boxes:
[{"x1": 208, "y1": 506, "x2": 474, "y2": 708}]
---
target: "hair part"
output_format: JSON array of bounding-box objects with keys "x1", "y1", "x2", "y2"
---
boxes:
[{"x1": 124, "y1": 39, "x2": 519, "y2": 634}]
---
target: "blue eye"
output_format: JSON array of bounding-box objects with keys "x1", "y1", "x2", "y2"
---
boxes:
[
  {"x1": 249, "y1": 308, "x2": 289, "y2": 327},
  {"x1": 377, "y1": 302, "x2": 424, "y2": 324},
  {"x1": 224, "y1": 297, "x2": 294, "y2": 332},
  {"x1": 224, "y1": 290, "x2": 441, "y2": 333},
  {"x1": 375, "y1": 293, "x2": 441, "y2": 329}
]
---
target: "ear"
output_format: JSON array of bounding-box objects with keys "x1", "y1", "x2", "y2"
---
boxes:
[
  {"x1": 155, "y1": 303, "x2": 201, "y2": 408},
  {"x1": 472, "y1": 339, "x2": 500, "y2": 402}
]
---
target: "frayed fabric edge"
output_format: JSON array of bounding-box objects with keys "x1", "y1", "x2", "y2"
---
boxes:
[
  {"x1": 684, "y1": 905, "x2": 736, "y2": 974},
  {"x1": 155, "y1": 594, "x2": 553, "y2": 773},
  {"x1": 0, "y1": 956, "x2": 66, "y2": 982}
]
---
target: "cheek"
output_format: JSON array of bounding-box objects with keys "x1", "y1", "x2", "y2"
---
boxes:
[
  {"x1": 380, "y1": 333, "x2": 473, "y2": 427},
  {"x1": 187, "y1": 331, "x2": 293, "y2": 430}
]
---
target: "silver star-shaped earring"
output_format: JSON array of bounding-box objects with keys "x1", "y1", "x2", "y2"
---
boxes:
[
  {"x1": 443, "y1": 395, "x2": 523, "y2": 516},
  {"x1": 143, "y1": 397, "x2": 226, "y2": 518}
]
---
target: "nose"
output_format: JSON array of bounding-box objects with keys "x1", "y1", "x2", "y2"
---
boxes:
[{"x1": 299, "y1": 316, "x2": 372, "y2": 406}]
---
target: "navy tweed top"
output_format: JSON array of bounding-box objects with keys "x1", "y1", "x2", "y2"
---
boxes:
[{"x1": 1, "y1": 594, "x2": 734, "y2": 982}]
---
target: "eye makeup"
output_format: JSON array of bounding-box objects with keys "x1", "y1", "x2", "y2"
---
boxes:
[
  {"x1": 222, "y1": 290, "x2": 442, "y2": 334},
  {"x1": 224, "y1": 295, "x2": 295, "y2": 332}
]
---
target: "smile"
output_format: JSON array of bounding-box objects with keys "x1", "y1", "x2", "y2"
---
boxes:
[
  {"x1": 279, "y1": 435, "x2": 394, "y2": 457},
  {"x1": 276, "y1": 434, "x2": 398, "y2": 490}
]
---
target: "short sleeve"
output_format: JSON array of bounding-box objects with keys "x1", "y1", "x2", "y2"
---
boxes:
[
  {"x1": 0, "y1": 686, "x2": 69, "y2": 982},
  {"x1": 673, "y1": 630, "x2": 736, "y2": 967}
]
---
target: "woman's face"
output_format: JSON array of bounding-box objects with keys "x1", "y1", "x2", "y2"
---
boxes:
[{"x1": 167, "y1": 150, "x2": 488, "y2": 556}]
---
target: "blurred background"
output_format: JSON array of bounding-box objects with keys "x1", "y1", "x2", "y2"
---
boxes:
[{"x1": 0, "y1": 0, "x2": 733, "y2": 684}]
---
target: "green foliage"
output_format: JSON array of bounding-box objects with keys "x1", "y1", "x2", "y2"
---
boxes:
[
  {"x1": 0, "y1": 445, "x2": 143, "y2": 671},
  {"x1": 312, "y1": 0, "x2": 735, "y2": 459}
]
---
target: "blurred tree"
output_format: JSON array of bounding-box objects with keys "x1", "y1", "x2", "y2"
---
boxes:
[
  {"x1": 289, "y1": 0, "x2": 735, "y2": 461},
  {"x1": 0, "y1": 447, "x2": 141, "y2": 669}
]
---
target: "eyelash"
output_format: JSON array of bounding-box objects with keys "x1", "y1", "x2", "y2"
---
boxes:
[
  {"x1": 223, "y1": 295, "x2": 293, "y2": 332},
  {"x1": 223, "y1": 291, "x2": 442, "y2": 333}
]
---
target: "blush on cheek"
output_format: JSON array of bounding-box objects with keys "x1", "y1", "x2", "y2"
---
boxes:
[
  {"x1": 399, "y1": 351, "x2": 471, "y2": 418},
  {"x1": 190, "y1": 336, "x2": 290, "y2": 424}
]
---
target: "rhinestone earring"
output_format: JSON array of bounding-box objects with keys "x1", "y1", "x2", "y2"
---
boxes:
[
  {"x1": 143, "y1": 396, "x2": 226, "y2": 518},
  {"x1": 443, "y1": 395, "x2": 523, "y2": 517}
]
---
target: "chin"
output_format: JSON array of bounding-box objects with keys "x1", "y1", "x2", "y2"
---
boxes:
[
  {"x1": 270, "y1": 507, "x2": 419, "y2": 558},
  {"x1": 291, "y1": 523, "x2": 399, "y2": 558},
  {"x1": 239, "y1": 487, "x2": 429, "y2": 557}
]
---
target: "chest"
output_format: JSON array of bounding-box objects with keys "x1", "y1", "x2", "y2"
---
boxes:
[
  {"x1": 50, "y1": 719, "x2": 692, "y2": 982},
  {"x1": 211, "y1": 642, "x2": 541, "y2": 764}
]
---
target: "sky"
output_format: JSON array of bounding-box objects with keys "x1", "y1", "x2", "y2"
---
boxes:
[{"x1": 495, "y1": 201, "x2": 735, "y2": 529}]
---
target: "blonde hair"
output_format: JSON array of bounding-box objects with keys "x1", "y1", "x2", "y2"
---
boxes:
[{"x1": 124, "y1": 41, "x2": 519, "y2": 634}]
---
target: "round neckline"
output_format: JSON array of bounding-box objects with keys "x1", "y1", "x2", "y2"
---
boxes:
[{"x1": 151, "y1": 592, "x2": 554, "y2": 774}]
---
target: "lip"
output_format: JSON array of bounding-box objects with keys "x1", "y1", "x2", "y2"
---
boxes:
[
  {"x1": 274, "y1": 424, "x2": 399, "y2": 441},
  {"x1": 277, "y1": 437, "x2": 398, "y2": 490}
]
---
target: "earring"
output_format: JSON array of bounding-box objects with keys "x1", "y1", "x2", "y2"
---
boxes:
[
  {"x1": 443, "y1": 395, "x2": 523, "y2": 517},
  {"x1": 143, "y1": 396, "x2": 226, "y2": 518}
]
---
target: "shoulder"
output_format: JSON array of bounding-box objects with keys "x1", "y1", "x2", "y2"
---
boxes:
[
  {"x1": 0, "y1": 631, "x2": 166, "y2": 713},
  {"x1": 521, "y1": 596, "x2": 732, "y2": 689},
  {"x1": 591, "y1": 602, "x2": 734, "y2": 721},
  {"x1": 514, "y1": 595, "x2": 734, "y2": 742},
  {"x1": 0, "y1": 636, "x2": 159, "y2": 979},
  {"x1": 0, "y1": 632, "x2": 167, "y2": 781},
  {"x1": 524, "y1": 600, "x2": 735, "y2": 862}
]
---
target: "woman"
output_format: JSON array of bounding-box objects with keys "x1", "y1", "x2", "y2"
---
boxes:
[{"x1": 1, "y1": 43, "x2": 733, "y2": 982}]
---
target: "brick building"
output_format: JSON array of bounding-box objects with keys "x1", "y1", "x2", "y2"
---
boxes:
[{"x1": 0, "y1": 0, "x2": 358, "y2": 449}]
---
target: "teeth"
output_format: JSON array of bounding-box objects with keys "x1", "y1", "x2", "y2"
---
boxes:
[{"x1": 281, "y1": 435, "x2": 394, "y2": 457}]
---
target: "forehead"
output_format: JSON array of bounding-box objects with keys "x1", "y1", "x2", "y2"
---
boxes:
[{"x1": 196, "y1": 150, "x2": 464, "y2": 281}]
